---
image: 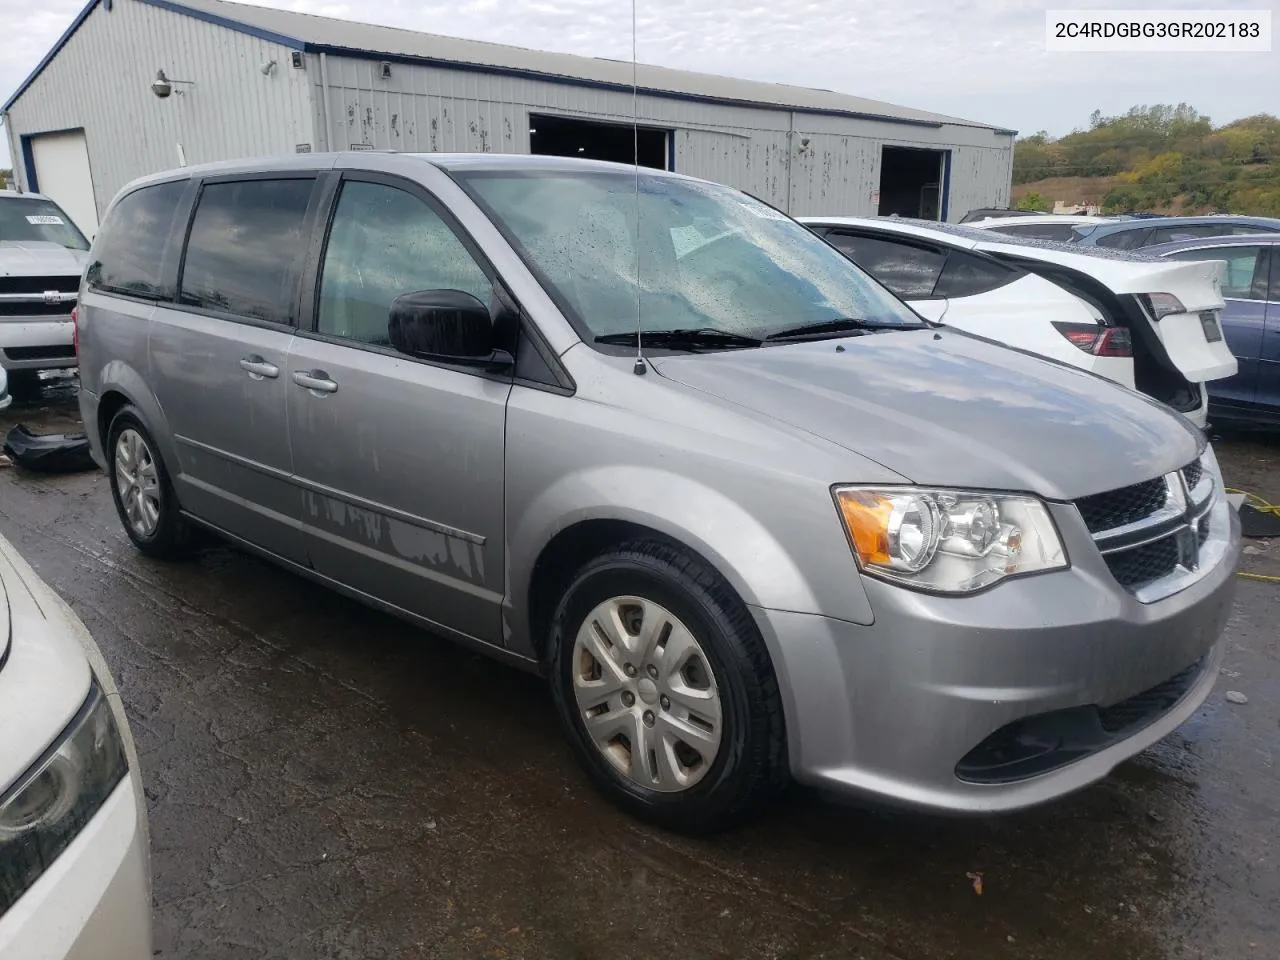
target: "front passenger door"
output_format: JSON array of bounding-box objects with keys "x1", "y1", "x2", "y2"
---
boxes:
[{"x1": 287, "y1": 176, "x2": 511, "y2": 644}]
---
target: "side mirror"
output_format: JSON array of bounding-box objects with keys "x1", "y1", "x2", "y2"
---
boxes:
[{"x1": 387, "y1": 290, "x2": 512, "y2": 370}]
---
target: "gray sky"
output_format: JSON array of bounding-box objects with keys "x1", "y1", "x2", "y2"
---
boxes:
[{"x1": 2, "y1": 0, "x2": 1278, "y2": 169}]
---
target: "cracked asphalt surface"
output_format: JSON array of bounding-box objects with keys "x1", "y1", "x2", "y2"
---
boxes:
[{"x1": 0, "y1": 375, "x2": 1276, "y2": 959}]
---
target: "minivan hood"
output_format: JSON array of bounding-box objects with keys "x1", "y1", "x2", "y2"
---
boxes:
[
  {"x1": 0, "y1": 241, "x2": 90, "y2": 276},
  {"x1": 651, "y1": 329, "x2": 1201, "y2": 500}
]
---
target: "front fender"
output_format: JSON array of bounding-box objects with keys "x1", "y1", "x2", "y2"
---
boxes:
[{"x1": 506, "y1": 464, "x2": 875, "y2": 657}]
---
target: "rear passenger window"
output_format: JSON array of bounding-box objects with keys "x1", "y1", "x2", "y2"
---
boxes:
[
  {"x1": 87, "y1": 181, "x2": 185, "y2": 299},
  {"x1": 179, "y1": 179, "x2": 313, "y2": 325},
  {"x1": 1167, "y1": 246, "x2": 1269, "y2": 300},
  {"x1": 317, "y1": 180, "x2": 492, "y2": 346},
  {"x1": 1149, "y1": 225, "x2": 1222, "y2": 245},
  {"x1": 825, "y1": 233, "x2": 945, "y2": 298},
  {"x1": 1096, "y1": 229, "x2": 1148, "y2": 250},
  {"x1": 934, "y1": 250, "x2": 1019, "y2": 298}
]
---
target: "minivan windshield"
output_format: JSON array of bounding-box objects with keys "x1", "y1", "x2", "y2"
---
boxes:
[
  {"x1": 0, "y1": 196, "x2": 90, "y2": 250},
  {"x1": 457, "y1": 170, "x2": 923, "y2": 344}
]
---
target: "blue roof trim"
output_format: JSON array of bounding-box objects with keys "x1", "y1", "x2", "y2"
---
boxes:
[
  {"x1": 2, "y1": 0, "x2": 101, "y2": 114},
  {"x1": 302, "y1": 43, "x2": 950, "y2": 130},
  {"x1": 136, "y1": 0, "x2": 304, "y2": 49}
]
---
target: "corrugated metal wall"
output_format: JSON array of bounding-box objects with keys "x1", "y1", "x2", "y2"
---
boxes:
[
  {"x1": 316, "y1": 55, "x2": 1013, "y2": 219},
  {"x1": 3, "y1": 1, "x2": 1011, "y2": 220},
  {"x1": 3, "y1": 0, "x2": 313, "y2": 215}
]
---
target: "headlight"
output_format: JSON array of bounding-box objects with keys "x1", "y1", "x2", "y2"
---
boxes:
[
  {"x1": 833, "y1": 486, "x2": 1068, "y2": 594},
  {"x1": 0, "y1": 680, "x2": 128, "y2": 913}
]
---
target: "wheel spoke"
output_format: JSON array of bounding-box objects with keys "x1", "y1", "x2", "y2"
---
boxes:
[
  {"x1": 652, "y1": 733, "x2": 684, "y2": 787},
  {"x1": 601, "y1": 600, "x2": 638, "y2": 657},
  {"x1": 140, "y1": 494, "x2": 160, "y2": 531},
  {"x1": 137, "y1": 463, "x2": 160, "y2": 496},
  {"x1": 583, "y1": 704, "x2": 633, "y2": 744},
  {"x1": 631, "y1": 713, "x2": 659, "y2": 784},
  {"x1": 632, "y1": 598, "x2": 669, "y2": 662},
  {"x1": 656, "y1": 621, "x2": 699, "y2": 683},
  {"x1": 580, "y1": 619, "x2": 629, "y2": 687},
  {"x1": 658, "y1": 711, "x2": 720, "y2": 758},
  {"x1": 666, "y1": 681, "x2": 721, "y2": 726},
  {"x1": 573, "y1": 667, "x2": 626, "y2": 709}
]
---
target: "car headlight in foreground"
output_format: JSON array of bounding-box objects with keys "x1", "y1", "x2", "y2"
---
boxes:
[
  {"x1": 0, "y1": 680, "x2": 128, "y2": 913},
  {"x1": 833, "y1": 487, "x2": 1068, "y2": 594}
]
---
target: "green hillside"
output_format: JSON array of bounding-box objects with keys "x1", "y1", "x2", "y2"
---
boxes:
[{"x1": 1013, "y1": 104, "x2": 1280, "y2": 217}]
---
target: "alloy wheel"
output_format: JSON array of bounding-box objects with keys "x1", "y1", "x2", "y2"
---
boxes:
[{"x1": 114, "y1": 428, "x2": 162, "y2": 538}]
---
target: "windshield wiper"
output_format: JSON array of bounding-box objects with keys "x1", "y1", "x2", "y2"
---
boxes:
[
  {"x1": 595, "y1": 328, "x2": 763, "y2": 350},
  {"x1": 765, "y1": 317, "x2": 917, "y2": 342}
]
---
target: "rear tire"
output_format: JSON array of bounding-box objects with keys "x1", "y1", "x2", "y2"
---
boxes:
[
  {"x1": 106, "y1": 406, "x2": 192, "y2": 559},
  {"x1": 547, "y1": 539, "x2": 787, "y2": 833}
]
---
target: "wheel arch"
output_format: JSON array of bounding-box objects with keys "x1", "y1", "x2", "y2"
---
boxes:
[
  {"x1": 508, "y1": 466, "x2": 838, "y2": 662},
  {"x1": 95, "y1": 361, "x2": 181, "y2": 475}
]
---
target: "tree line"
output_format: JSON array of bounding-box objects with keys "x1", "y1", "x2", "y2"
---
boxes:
[{"x1": 1013, "y1": 104, "x2": 1280, "y2": 216}]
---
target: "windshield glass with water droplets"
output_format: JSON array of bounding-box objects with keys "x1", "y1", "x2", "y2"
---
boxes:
[{"x1": 458, "y1": 170, "x2": 923, "y2": 342}]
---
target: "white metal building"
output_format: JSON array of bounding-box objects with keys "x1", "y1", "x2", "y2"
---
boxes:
[{"x1": 2, "y1": 0, "x2": 1015, "y2": 236}]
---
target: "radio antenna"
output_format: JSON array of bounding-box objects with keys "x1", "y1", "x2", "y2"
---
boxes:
[{"x1": 630, "y1": 0, "x2": 646, "y2": 375}]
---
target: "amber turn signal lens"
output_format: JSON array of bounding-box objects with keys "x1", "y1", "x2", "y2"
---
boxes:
[{"x1": 835, "y1": 489, "x2": 894, "y2": 566}]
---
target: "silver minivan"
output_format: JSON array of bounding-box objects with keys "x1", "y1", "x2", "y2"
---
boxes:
[{"x1": 77, "y1": 153, "x2": 1240, "y2": 831}]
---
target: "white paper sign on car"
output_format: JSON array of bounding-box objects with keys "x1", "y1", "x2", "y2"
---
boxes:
[{"x1": 25, "y1": 215, "x2": 64, "y2": 225}]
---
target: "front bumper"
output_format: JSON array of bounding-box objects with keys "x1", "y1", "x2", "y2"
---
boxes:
[
  {"x1": 0, "y1": 777, "x2": 150, "y2": 960},
  {"x1": 756, "y1": 499, "x2": 1240, "y2": 813},
  {"x1": 0, "y1": 319, "x2": 76, "y2": 370}
]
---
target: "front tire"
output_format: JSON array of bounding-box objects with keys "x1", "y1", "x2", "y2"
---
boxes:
[
  {"x1": 547, "y1": 540, "x2": 787, "y2": 832},
  {"x1": 106, "y1": 407, "x2": 192, "y2": 558}
]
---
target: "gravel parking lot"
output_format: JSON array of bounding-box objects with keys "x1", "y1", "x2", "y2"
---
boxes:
[{"x1": 0, "y1": 377, "x2": 1276, "y2": 960}]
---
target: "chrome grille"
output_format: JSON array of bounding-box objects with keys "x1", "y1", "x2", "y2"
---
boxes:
[
  {"x1": 1078, "y1": 455, "x2": 1220, "y2": 602},
  {"x1": 1104, "y1": 536, "x2": 1180, "y2": 590},
  {"x1": 1075, "y1": 478, "x2": 1168, "y2": 533}
]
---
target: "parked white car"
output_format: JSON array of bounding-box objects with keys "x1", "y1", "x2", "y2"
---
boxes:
[
  {"x1": 0, "y1": 190, "x2": 88, "y2": 399},
  {"x1": 801, "y1": 216, "x2": 1237, "y2": 427},
  {"x1": 967, "y1": 214, "x2": 1118, "y2": 243},
  {"x1": 0, "y1": 533, "x2": 150, "y2": 960}
]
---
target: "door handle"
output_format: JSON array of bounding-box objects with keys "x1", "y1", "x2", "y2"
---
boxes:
[
  {"x1": 293, "y1": 370, "x2": 338, "y2": 394},
  {"x1": 239, "y1": 356, "x2": 279, "y2": 380}
]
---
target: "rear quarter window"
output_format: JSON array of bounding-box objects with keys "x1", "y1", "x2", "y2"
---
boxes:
[
  {"x1": 825, "y1": 232, "x2": 945, "y2": 298},
  {"x1": 87, "y1": 181, "x2": 186, "y2": 299},
  {"x1": 992, "y1": 222, "x2": 1080, "y2": 242},
  {"x1": 1095, "y1": 228, "x2": 1149, "y2": 250}
]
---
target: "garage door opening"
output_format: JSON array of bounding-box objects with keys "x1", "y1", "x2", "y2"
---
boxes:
[
  {"x1": 878, "y1": 146, "x2": 946, "y2": 220},
  {"x1": 26, "y1": 129, "x2": 99, "y2": 236},
  {"x1": 530, "y1": 114, "x2": 669, "y2": 170}
]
